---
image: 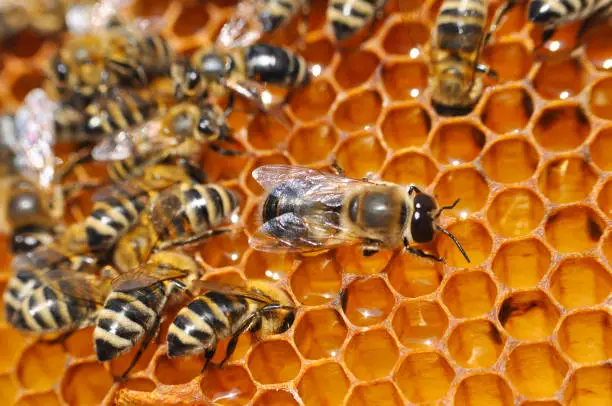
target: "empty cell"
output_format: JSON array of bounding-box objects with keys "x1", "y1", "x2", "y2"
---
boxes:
[
  {"x1": 336, "y1": 245, "x2": 393, "y2": 275},
  {"x1": 347, "y1": 381, "x2": 403, "y2": 406},
  {"x1": 6, "y1": 31, "x2": 46, "y2": 59},
  {"x1": 545, "y1": 206, "x2": 604, "y2": 253},
  {"x1": 244, "y1": 250, "x2": 295, "y2": 281},
  {"x1": 381, "y1": 151, "x2": 438, "y2": 187},
  {"x1": 14, "y1": 391, "x2": 61, "y2": 406},
  {"x1": 387, "y1": 251, "x2": 443, "y2": 297},
  {"x1": 64, "y1": 327, "x2": 95, "y2": 358},
  {"x1": 550, "y1": 257, "x2": 612, "y2": 309},
  {"x1": 248, "y1": 340, "x2": 301, "y2": 384},
  {"x1": 447, "y1": 320, "x2": 505, "y2": 369},
  {"x1": 0, "y1": 327, "x2": 28, "y2": 374},
  {"x1": 590, "y1": 77, "x2": 612, "y2": 120},
  {"x1": 437, "y1": 221, "x2": 492, "y2": 267},
  {"x1": 247, "y1": 113, "x2": 290, "y2": 151},
  {"x1": 199, "y1": 230, "x2": 248, "y2": 268},
  {"x1": 597, "y1": 179, "x2": 612, "y2": 218},
  {"x1": 253, "y1": 390, "x2": 299, "y2": 406},
  {"x1": 290, "y1": 254, "x2": 342, "y2": 305},
  {"x1": 383, "y1": 21, "x2": 429, "y2": 55},
  {"x1": 0, "y1": 374, "x2": 17, "y2": 405},
  {"x1": 121, "y1": 378, "x2": 156, "y2": 393},
  {"x1": 17, "y1": 342, "x2": 66, "y2": 390},
  {"x1": 483, "y1": 42, "x2": 532, "y2": 81},
  {"x1": 392, "y1": 300, "x2": 448, "y2": 349},
  {"x1": 245, "y1": 154, "x2": 292, "y2": 194},
  {"x1": 200, "y1": 365, "x2": 256, "y2": 405},
  {"x1": 342, "y1": 277, "x2": 395, "y2": 326},
  {"x1": 443, "y1": 271, "x2": 497, "y2": 318},
  {"x1": 11, "y1": 72, "x2": 45, "y2": 102},
  {"x1": 334, "y1": 50, "x2": 380, "y2": 89},
  {"x1": 294, "y1": 308, "x2": 347, "y2": 359},
  {"x1": 558, "y1": 310, "x2": 612, "y2": 363},
  {"x1": 492, "y1": 238, "x2": 551, "y2": 288},
  {"x1": 333, "y1": 91, "x2": 382, "y2": 133},
  {"x1": 565, "y1": 365, "x2": 612, "y2": 406},
  {"x1": 430, "y1": 122, "x2": 485, "y2": 164},
  {"x1": 590, "y1": 127, "x2": 612, "y2": 171},
  {"x1": 155, "y1": 354, "x2": 204, "y2": 385},
  {"x1": 172, "y1": 3, "x2": 209, "y2": 37},
  {"x1": 481, "y1": 137, "x2": 539, "y2": 183},
  {"x1": 533, "y1": 58, "x2": 587, "y2": 100},
  {"x1": 335, "y1": 132, "x2": 386, "y2": 179},
  {"x1": 538, "y1": 157, "x2": 598, "y2": 204},
  {"x1": 345, "y1": 329, "x2": 399, "y2": 380},
  {"x1": 454, "y1": 374, "x2": 514, "y2": 406},
  {"x1": 200, "y1": 140, "x2": 249, "y2": 182},
  {"x1": 394, "y1": 352, "x2": 455, "y2": 403},
  {"x1": 481, "y1": 87, "x2": 534, "y2": 134},
  {"x1": 298, "y1": 362, "x2": 350, "y2": 406},
  {"x1": 381, "y1": 104, "x2": 431, "y2": 149},
  {"x1": 301, "y1": 38, "x2": 335, "y2": 67},
  {"x1": 288, "y1": 123, "x2": 338, "y2": 164},
  {"x1": 289, "y1": 80, "x2": 336, "y2": 122},
  {"x1": 61, "y1": 362, "x2": 114, "y2": 406},
  {"x1": 381, "y1": 61, "x2": 428, "y2": 100},
  {"x1": 506, "y1": 344, "x2": 569, "y2": 398},
  {"x1": 487, "y1": 188, "x2": 545, "y2": 237},
  {"x1": 498, "y1": 290, "x2": 560, "y2": 340},
  {"x1": 584, "y1": 23, "x2": 612, "y2": 71},
  {"x1": 434, "y1": 168, "x2": 489, "y2": 215},
  {"x1": 533, "y1": 105, "x2": 590, "y2": 151}
]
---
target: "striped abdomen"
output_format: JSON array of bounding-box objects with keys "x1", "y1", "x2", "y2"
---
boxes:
[
  {"x1": 259, "y1": 0, "x2": 301, "y2": 32},
  {"x1": 4, "y1": 270, "x2": 43, "y2": 325},
  {"x1": 528, "y1": 0, "x2": 610, "y2": 24},
  {"x1": 126, "y1": 29, "x2": 174, "y2": 77},
  {"x1": 245, "y1": 44, "x2": 310, "y2": 87},
  {"x1": 436, "y1": 0, "x2": 487, "y2": 52},
  {"x1": 166, "y1": 291, "x2": 251, "y2": 357},
  {"x1": 327, "y1": 0, "x2": 386, "y2": 41}
]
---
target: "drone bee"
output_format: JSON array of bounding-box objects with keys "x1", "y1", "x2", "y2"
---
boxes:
[
  {"x1": 94, "y1": 250, "x2": 202, "y2": 378},
  {"x1": 249, "y1": 165, "x2": 470, "y2": 262},
  {"x1": 429, "y1": 0, "x2": 498, "y2": 114},
  {"x1": 166, "y1": 279, "x2": 296, "y2": 367},
  {"x1": 326, "y1": 0, "x2": 387, "y2": 42}
]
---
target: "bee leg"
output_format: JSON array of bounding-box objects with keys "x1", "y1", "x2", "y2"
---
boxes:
[
  {"x1": 403, "y1": 237, "x2": 443, "y2": 262},
  {"x1": 224, "y1": 92, "x2": 236, "y2": 117},
  {"x1": 535, "y1": 27, "x2": 556, "y2": 51},
  {"x1": 219, "y1": 314, "x2": 258, "y2": 367},
  {"x1": 120, "y1": 314, "x2": 162, "y2": 380},
  {"x1": 202, "y1": 346, "x2": 217, "y2": 372},
  {"x1": 331, "y1": 160, "x2": 345, "y2": 176},
  {"x1": 178, "y1": 158, "x2": 208, "y2": 183},
  {"x1": 55, "y1": 147, "x2": 93, "y2": 181},
  {"x1": 475, "y1": 64, "x2": 499, "y2": 81}
]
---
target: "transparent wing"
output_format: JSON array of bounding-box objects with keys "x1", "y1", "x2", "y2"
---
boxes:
[
  {"x1": 45, "y1": 268, "x2": 113, "y2": 305},
  {"x1": 66, "y1": 0, "x2": 135, "y2": 33},
  {"x1": 111, "y1": 262, "x2": 190, "y2": 292},
  {"x1": 223, "y1": 79, "x2": 292, "y2": 129},
  {"x1": 91, "y1": 179, "x2": 145, "y2": 202},
  {"x1": 91, "y1": 118, "x2": 169, "y2": 161},
  {"x1": 216, "y1": 0, "x2": 266, "y2": 49},
  {"x1": 190, "y1": 280, "x2": 275, "y2": 304}
]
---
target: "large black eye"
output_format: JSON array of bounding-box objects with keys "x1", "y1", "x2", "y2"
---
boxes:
[
  {"x1": 186, "y1": 68, "x2": 200, "y2": 89},
  {"x1": 54, "y1": 60, "x2": 69, "y2": 82},
  {"x1": 410, "y1": 194, "x2": 437, "y2": 243},
  {"x1": 198, "y1": 116, "x2": 215, "y2": 136}
]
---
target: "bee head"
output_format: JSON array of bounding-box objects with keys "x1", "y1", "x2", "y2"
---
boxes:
[
  {"x1": 171, "y1": 61, "x2": 202, "y2": 100},
  {"x1": 196, "y1": 105, "x2": 223, "y2": 142}
]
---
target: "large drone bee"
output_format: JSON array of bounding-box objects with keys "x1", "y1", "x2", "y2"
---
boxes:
[{"x1": 250, "y1": 165, "x2": 470, "y2": 262}]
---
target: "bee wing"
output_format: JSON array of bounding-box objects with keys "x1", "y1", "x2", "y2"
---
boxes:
[
  {"x1": 44, "y1": 269, "x2": 112, "y2": 305},
  {"x1": 190, "y1": 280, "x2": 275, "y2": 304},
  {"x1": 91, "y1": 119, "x2": 169, "y2": 161},
  {"x1": 111, "y1": 263, "x2": 190, "y2": 292},
  {"x1": 91, "y1": 180, "x2": 145, "y2": 202},
  {"x1": 216, "y1": 0, "x2": 266, "y2": 49}
]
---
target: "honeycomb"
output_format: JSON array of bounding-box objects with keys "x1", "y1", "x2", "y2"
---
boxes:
[{"x1": 0, "y1": 0, "x2": 611, "y2": 405}]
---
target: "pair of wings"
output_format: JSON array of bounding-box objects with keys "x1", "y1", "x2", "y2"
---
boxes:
[{"x1": 249, "y1": 165, "x2": 375, "y2": 252}]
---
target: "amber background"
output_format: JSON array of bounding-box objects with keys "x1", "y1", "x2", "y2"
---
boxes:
[{"x1": 0, "y1": 0, "x2": 611, "y2": 405}]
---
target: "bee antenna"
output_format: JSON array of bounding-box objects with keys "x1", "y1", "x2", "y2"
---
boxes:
[
  {"x1": 434, "y1": 198, "x2": 460, "y2": 220},
  {"x1": 435, "y1": 225, "x2": 470, "y2": 263}
]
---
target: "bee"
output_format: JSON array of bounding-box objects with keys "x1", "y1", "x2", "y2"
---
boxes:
[
  {"x1": 166, "y1": 279, "x2": 296, "y2": 368},
  {"x1": 249, "y1": 165, "x2": 470, "y2": 262},
  {"x1": 429, "y1": 0, "x2": 498, "y2": 114},
  {"x1": 326, "y1": 0, "x2": 387, "y2": 42},
  {"x1": 94, "y1": 250, "x2": 202, "y2": 378}
]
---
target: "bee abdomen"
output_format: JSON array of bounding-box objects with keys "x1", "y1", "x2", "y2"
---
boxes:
[
  {"x1": 166, "y1": 308, "x2": 215, "y2": 357},
  {"x1": 259, "y1": 0, "x2": 298, "y2": 32},
  {"x1": 245, "y1": 44, "x2": 310, "y2": 87},
  {"x1": 3, "y1": 271, "x2": 42, "y2": 324},
  {"x1": 327, "y1": 0, "x2": 379, "y2": 41},
  {"x1": 437, "y1": 0, "x2": 486, "y2": 52},
  {"x1": 528, "y1": 0, "x2": 602, "y2": 23}
]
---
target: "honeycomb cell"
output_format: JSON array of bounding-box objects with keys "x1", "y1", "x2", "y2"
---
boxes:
[
  {"x1": 381, "y1": 103, "x2": 431, "y2": 149},
  {"x1": 443, "y1": 270, "x2": 497, "y2": 318},
  {"x1": 538, "y1": 157, "x2": 598, "y2": 204},
  {"x1": 244, "y1": 250, "x2": 295, "y2": 281},
  {"x1": 597, "y1": 178, "x2": 612, "y2": 218},
  {"x1": 154, "y1": 354, "x2": 203, "y2": 385},
  {"x1": 492, "y1": 238, "x2": 551, "y2": 288},
  {"x1": 549, "y1": 257, "x2": 612, "y2": 309},
  {"x1": 288, "y1": 123, "x2": 338, "y2": 164},
  {"x1": 294, "y1": 308, "x2": 347, "y2": 359},
  {"x1": 487, "y1": 188, "x2": 545, "y2": 237},
  {"x1": 387, "y1": 252, "x2": 442, "y2": 298},
  {"x1": 335, "y1": 132, "x2": 387, "y2": 179},
  {"x1": 109, "y1": 338, "x2": 159, "y2": 378},
  {"x1": 0, "y1": 374, "x2": 17, "y2": 404},
  {"x1": 245, "y1": 154, "x2": 292, "y2": 195},
  {"x1": 289, "y1": 80, "x2": 336, "y2": 122},
  {"x1": 584, "y1": 23, "x2": 612, "y2": 71},
  {"x1": 6, "y1": 31, "x2": 46, "y2": 59},
  {"x1": 434, "y1": 167, "x2": 489, "y2": 215},
  {"x1": 11, "y1": 72, "x2": 45, "y2": 103},
  {"x1": 64, "y1": 327, "x2": 95, "y2": 358},
  {"x1": 347, "y1": 381, "x2": 403, "y2": 406},
  {"x1": 290, "y1": 254, "x2": 342, "y2": 306},
  {"x1": 199, "y1": 230, "x2": 248, "y2": 268},
  {"x1": 200, "y1": 365, "x2": 257, "y2": 405},
  {"x1": 253, "y1": 390, "x2": 299, "y2": 406},
  {"x1": 381, "y1": 61, "x2": 428, "y2": 100},
  {"x1": 558, "y1": 310, "x2": 612, "y2": 363},
  {"x1": 481, "y1": 87, "x2": 533, "y2": 134},
  {"x1": 394, "y1": 352, "x2": 455, "y2": 403},
  {"x1": 342, "y1": 277, "x2": 394, "y2": 326},
  {"x1": 481, "y1": 137, "x2": 540, "y2": 183},
  {"x1": 565, "y1": 365, "x2": 612, "y2": 406},
  {"x1": 333, "y1": 90, "x2": 383, "y2": 133},
  {"x1": 590, "y1": 127, "x2": 612, "y2": 171},
  {"x1": 335, "y1": 245, "x2": 393, "y2": 275},
  {"x1": 381, "y1": 151, "x2": 437, "y2": 187},
  {"x1": 200, "y1": 141, "x2": 249, "y2": 182},
  {"x1": 334, "y1": 50, "x2": 380, "y2": 89},
  {"x1": 172, "y1": 2, "x2": 209, "y2": 37},
  {"x1": 302, "y1": 38, "x2": 335, "y2": 68},
  {"x1": 0, "y1": 327, "x2": 28, "y2": 373},
  {"x1": 247, "y1": 340, "x2": 301, "y2": 384},
  {"x1": 533, "y1": 58, "x2": 587, "y2": 100},
  {"x1": 61, "y1": 362, "x2": 114, "y2": 406},
  {"x1": 344, "y1": 329, "x2": 399, "y2": 380},
  {"x1": 122, "y1": 378, "x2": 156, "y2": 392},
  {"x1": 14, "y1": 391, "x2": 61, "y2": 406},
  {"x1": 506, "y1": 343, "x2": 569, "y2": 398},
  {"x1": 392, "y1": 300, "x2": 448, "y2": 349},
  {"x1": 382, "y1": 21, "x2": 429, "y2": 55},
  {"x1": 247, "y1": 113, "x2": 290, "y2": 151},
  {"x1": 454, "y1": 373, "x2": 514, "y2": 406},
  {"x1": 590, "y1": 77, "x2": 612, "y2": 119},
  {"x1": 430, "y1": 122, "x2": 486, "y2": 164},
  {"x1": 533, "y1": 104, "x2": 590, "y2": 151},
  {"x1": 447, "y1": 320, "x2": 505, "y2": 369},
  {"x1": 483, "y1": 42, "x2": 532, "y2": 82},
  {"x1": 437, "y1": 220, "x2": 492, "y2": 267},
  {"x1": 298, "y1": 362, "x2": 350, "y2": 406},
  {"x1": 17, "y1": 342, "x2": 66, "y2": 390},
  {"x1": 498, "y1": 290, "x2": 560, "y2": 340},
  {"x1": 545, "y1": 206, "x2": 604, "y2": 253}
]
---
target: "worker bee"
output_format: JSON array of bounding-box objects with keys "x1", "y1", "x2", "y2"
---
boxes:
[
  {"x1": 166, "y1": 279, "x2": 296, "y2": 368},
  {"x1": 326, "y1": 0, "x2": 387, "y2": 42},
  {"x1": 94, "y1": 250, "x2": 202, "y2": 378},
  {"x1": 429, "y1": 0, "x2": 498, "y2": 115},
  {"x1": 249, "y1": 165, "x2": 470, "y2": 262}
]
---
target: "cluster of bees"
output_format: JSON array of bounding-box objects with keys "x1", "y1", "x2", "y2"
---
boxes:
[{"x1": 0, "y1": 0, "x2": 609, "y2": 384}]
